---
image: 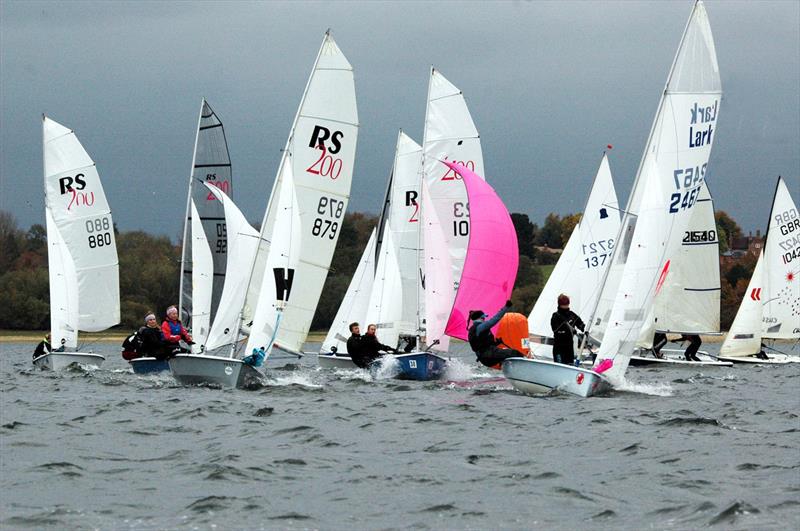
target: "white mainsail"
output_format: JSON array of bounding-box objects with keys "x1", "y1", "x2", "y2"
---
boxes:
[
  {"x1": 364, "y1": 223, "x2": 404, "y2": 349},
  {"x1": 43, "y1": 116, "x2": 120, "y2": 349},
  {"x1": 244, "y1": 163, "x2": 302, "y2": 357},
  {"x1": 761, "y1": 177, "x2": 800, "y2": 339},
  {"x1": 179, "y1": 99, "x2": 231, "y2": 327},
  {"x1": 387, "y1": 131, "x2": 423, "y2": 336},
  {"x1": 422, "y1": 68, "x2": 484, "y2": 291},
  {"x1": 320, "y1": 229, "x2": 377, "y2": 354},
  {"x1": 189, "y1": 200, "x2": 213, "y2": 352},
  {"x1": 243, "y1": 32, "x2": 358, "y2": 354},
  {"x1": 528, "y1": 154, "x2": 620, "y2": 337},
  {"x1": 650, "y1": 181, "x2": 720, "y2": 334},
  {"x1": 204, "y1": 185, "x2": 259, "y2": 352},
  {"x1": 720, "y1": 250, "x2": 765, "y2": 357},
  {"x1": 591, "y1": 0, "x2": 722, "y2": 384}
]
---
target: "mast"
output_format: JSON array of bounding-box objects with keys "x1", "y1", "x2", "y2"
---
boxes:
[
  {"x1": 416, "y1": 68, "x2": 435, "y2": 340},
  {"x1": 178, "y1": 98, "x2": 205, "y2": 324}
]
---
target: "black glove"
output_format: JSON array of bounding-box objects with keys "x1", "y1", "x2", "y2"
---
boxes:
[{"x1": 505, "y1": 300, "x2": 512, "y2": 308}]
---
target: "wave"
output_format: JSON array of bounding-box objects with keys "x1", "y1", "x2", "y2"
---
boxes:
[{"x1": 616, "y1": 379, "x2": 674, "y2": 396}]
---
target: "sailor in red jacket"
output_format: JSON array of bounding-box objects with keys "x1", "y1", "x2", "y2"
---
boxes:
[{"x1": 161, "y1": 305, "x2": 193, "y2": 350}]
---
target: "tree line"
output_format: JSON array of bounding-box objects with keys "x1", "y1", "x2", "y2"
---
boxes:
[{"x1": 0, "y1": 208, "x2": 749, "y2": 333}]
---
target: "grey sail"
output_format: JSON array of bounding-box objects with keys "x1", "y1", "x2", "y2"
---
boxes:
[{"x1": 180, "y1": 100, "x2": 232, "y2": 327}]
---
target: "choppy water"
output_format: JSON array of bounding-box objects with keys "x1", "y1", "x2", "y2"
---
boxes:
[{"x1": 1, "y1": 340, "x2": 799, "y2": 530}]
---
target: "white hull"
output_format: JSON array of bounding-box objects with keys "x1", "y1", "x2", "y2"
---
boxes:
[
  {"x1": 502, "y1": 357, "x2": 612, "y2": 398},
  {"x1": 32, "y1": 352, "x2": 105, "y2": 370},
  {"x1": 716, "y1": 354, "x2": 799, "y2": 365},
  {"x1": 630, "y1": 349, "x2": 732, "y2": 367},
  {"x1": 318, "y1": 354, "x2": 357, "y2": 369},
  {"x1": 168, "y1": 354, "x2": 262, "y2": 388}
]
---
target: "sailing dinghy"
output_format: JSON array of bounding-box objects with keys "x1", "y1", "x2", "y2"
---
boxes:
[
  {"x1": 132, "y1": 100, "x2": 228, "y2": 374},
  {"x1": 170, "y1": 31, "x2": 358, "y2": 387},
  {"x1": 629, "y1": 182, "x2": 731, "y2": 366},
  {"x1": 717, "y1": 177, "x2": 800, "y2": 364},
  {"x1": 35, "y1": 116, "x2": 120, "y2": 370},
  {"x1": 527, "y1": 153, "x2": 620, "y2": 361},
  {"x1": 504, "y1": 0, "x2": 722, "y2": 396}
]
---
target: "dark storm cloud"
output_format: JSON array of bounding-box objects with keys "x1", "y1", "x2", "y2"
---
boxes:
[{"x1": 1, "y1": 0, "x2": 798, "y2": 238}]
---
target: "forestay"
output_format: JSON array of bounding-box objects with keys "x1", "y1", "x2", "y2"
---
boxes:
[
  {"x1": 651, "y1": 181, "x2": 720, "y2": 334},
  {"x1": 180, "y1": 100, "x2": 231, "y2": 327},
  {"x1": 204, "y1": 185, "x2": 259, "y2": 352},
  {"x1": 592, "y1": 0, "x2": 722, "y2": 384},
  {"x1": 43, "y1": 116, "x2": 120, "y2": 349},
  {"x1": 320, "y1": 229, "x2": 377, "y2": 354},
  {"x1": 422, "y1": 68, "x2": 484, "y2": 291},
  {"x1": 189, "y1": 200, "x2": 213, "y2": 352},
  {"x1": 528, "y1": 154, "x2": 620, "y2": 337},
  {"x1": 761, "y1": 177, "x2": 800, "y2": 339},
  {"x1": 719, "y1": 250, "x2": 764, "y2": 357},
  {"x1": 444, "y1": 162, "x2": 518, "y2": 341},
  {"x1": 243, "y1": 32, "x2": 358, "y2": 354}
]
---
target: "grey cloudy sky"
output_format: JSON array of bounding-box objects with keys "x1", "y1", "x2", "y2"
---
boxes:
[{"x1": 1, "y1": 0, "x2": 798, "y2": 239}]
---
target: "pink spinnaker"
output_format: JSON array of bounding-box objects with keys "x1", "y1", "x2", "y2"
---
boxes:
[{"x1": 443, "y1": 161, "x2": 519, "y2": 340}]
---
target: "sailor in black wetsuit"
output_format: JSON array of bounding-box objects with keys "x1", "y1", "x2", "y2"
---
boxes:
[
  {"x1": 468, "y1": 300, "x2": 515, "y2": 368},
  {"x1": 550, "y1": 294, "x2": 585, "y2": 366},
  {"x1": 33, "y1": 334, "x2": 52, "y2": 360},
  {"x1": 359, "y1": 324, "x2": 397, "y2": 366},
  {"x1": 346, "y1": 322, "x2": 368, "y2": 368},
  {"x1": 652, "y1": 332, "x2": 668, "y2": 359},
  {"x1": 681, "y1": 334, "x2": 702, "y2": 361}
]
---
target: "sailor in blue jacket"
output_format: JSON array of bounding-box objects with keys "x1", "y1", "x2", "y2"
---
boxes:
[{"x1": 468, "y1": 300, "x2": 516, "y2": 368}]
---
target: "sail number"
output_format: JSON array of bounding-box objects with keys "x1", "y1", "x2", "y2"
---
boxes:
[
  {"x1": 441, "y1": 160, "x2": 475, "y2": 181},
  {"x1": 669, "y1": 164, "x2": 706, "y2": 214},
  {"x1": 312, "y1": 196, "x2": 344, "y2": 240},
  {"x1": 776, "y1": 208, "x2": 800, "y2": 264},
  {"x1": 582, "y1": 239, "x2": 614, "y2": 269},
  {"x1": 215, "y1": 223, "x2": 227, "y2": 254},
  {"x1": 683, "y1": 230, "x2": 716, "y2": 243},
  {"x1": 452, "y1": 201, "x2": 470, "y2": 236},
  {"x1": 85, "y1": 216, "x2": 112, "y2": 249}
]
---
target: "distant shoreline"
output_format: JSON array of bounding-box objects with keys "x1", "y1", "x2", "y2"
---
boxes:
[{"x1": 0, "y1": 330, "x2": 329, "y2": 344}]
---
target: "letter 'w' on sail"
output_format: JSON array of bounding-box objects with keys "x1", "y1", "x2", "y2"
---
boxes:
[
  {"x1": 242, "y1": 31, "x2": 359, "y2": 355},
  {"x1": 650, "y1": 181, "x2": 720, "y2": 335},
  {"x1": 244, "y1": 161, "x2": 302, "y2": 358},
  {"x1": 720, "y1": 250, "x2": 765, "y2": 357},
  {"x1": 422, "y1": 179, "x2": 454, "y2": 352},
  {"x1": 179, "y1": 99, "x2": 232, "y2": 328},
  {"x1": 204, "y1": 184, "x2": 259, "y2": 352},
  {"x1": 422, "y1": 68, "x2": 484, "y2": 293},
  {"x1": 364, "y1": 222, "x2": 404, "y2": 348},
  {"x1": 189, "y1": 200, "x2": 213, "y2": 352},
  {"x1": 527, "y1": 154, "x2": 620, "y2": 338},
  {"x1": 443, "y1": 161, "x2": 519, "y2": 341},
  {"x1": 320, "y1": 229, "x2": 377, "y2": 354},
  {"x1": 761, "y1": 177, "x2": 800, "y2": 339},
  {"x1": 42, "y1": 116, "x2": 120, "y2": 349},
  {"x1": 590, "y1": 0, "x2": 722, "y2": 385}
]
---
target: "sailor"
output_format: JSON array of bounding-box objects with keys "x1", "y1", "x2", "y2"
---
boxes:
[
  {"x1": 550, "y1": 294, "x2": 585, "y2": 366},
  {"x1": 652, "y1": 332, "x2": 668, "y2": 359},
  {"x1": 359, "y1": 324, "x2": 398, "y2": 366},
  {"x1": 468, "y1": 300, "x2": 516, "y2": 368},
  {"x1": 161, "y1": 305, "x2": 193, "y2": 352},
  {"x1": 346, "y1": 322, "x2": 367, "y2": 368},
  {"x1": 140, "y1": 313, "x2": 172, "y2": 360},
  {"x1": 680, "y1": 334, "x2": 702, "y2": 362},
  {"x1": 32, "y1": 333, "x2": 52, "y2": 360}
]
